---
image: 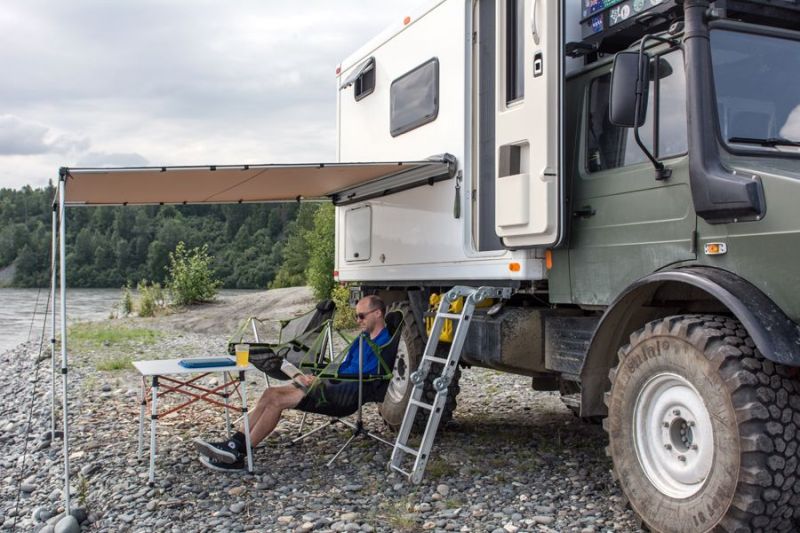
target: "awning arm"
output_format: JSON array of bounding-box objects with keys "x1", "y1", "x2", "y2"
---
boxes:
[{"x1": 331, "y1": 153, "x2": 456, "y2": 205}]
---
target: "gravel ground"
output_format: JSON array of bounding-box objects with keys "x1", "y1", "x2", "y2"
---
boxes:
[{"x1": 0, "y1": 289, "x2": 643, "y2": 532}]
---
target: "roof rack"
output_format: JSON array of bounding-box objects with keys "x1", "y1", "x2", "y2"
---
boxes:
[{"x1": 577, "y1": 0, "x2": 800, "y2": 56}]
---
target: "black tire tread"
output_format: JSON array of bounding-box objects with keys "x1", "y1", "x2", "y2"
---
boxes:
[
  {"x1": 378, "y1": 301, "x2": 460, "y2": 435},
  {"x1": 606, "y1": 314, "x2": 800, "y2": 532}
]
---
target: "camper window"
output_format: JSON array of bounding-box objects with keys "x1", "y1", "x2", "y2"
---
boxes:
[
  {"x1": 505, "y1": 0, "x2": 524, "y2": 104},
  {"x1": 586, "y1": 49, "x2": 686, "y2": 173},
  {"x1": 340, "y1": 57, "x2": 376, "y2": 101},
  {"x1": 390, "y1": 58, "x2": 439, "y2": 137}
]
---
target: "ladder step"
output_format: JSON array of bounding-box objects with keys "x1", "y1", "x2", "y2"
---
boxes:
[
  {"x1": 390, "y1": 464, "x2": 412, "y2": 477},
  {"x1": 422, "y1": 355, "x2": 448, "y2": 365},
  {"x1": 410, "y1": 399, "x2": 433, "y2": 410},
  {"x1": 438, "y1": 313, "x2": 462, "y2": 320},
  {"x1": 395, "y1": 443, "x2": 420, "y2": 456}
]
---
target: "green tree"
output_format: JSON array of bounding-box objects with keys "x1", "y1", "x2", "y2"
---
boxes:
[
  {"x1": 270, "y1": 203, "x2": 319, "y2": 289},
  {"x1": 305, "y1": 203, "x2": 335, "y2": 300},
  {"x1": 167, "y1": 241, "x2": 222, "y2": 305}
]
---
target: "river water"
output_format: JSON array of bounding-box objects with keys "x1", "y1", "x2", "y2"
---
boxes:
[{"x1": 0, "y1": 288, "x2": 255, "y2": 354}]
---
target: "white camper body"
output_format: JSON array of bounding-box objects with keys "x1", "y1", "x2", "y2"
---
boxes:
[{"x1": 334, "y1": 0, "x2": 570, "y2": 284}]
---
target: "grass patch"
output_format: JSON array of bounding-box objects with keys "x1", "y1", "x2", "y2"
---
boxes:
[
  {"x1": 379, "y1": 499, "x2": 418, "y2": 532},
  {"x1": 95, "y1": 355, "x2": 134, "y2": 371},
  {"x1": 69, "y1": 323, "x2": 162, "y2": 348},
  {"x1": 425, "y1": 458, "x2": 457, "y2": 479}
]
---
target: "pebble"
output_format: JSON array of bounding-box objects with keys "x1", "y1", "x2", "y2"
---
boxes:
[
  {"x1": 0, "y1": 295, "x2": 644, "y2": 533},
  {"x1": 228, "y1": 486, "x2": 247, "y2": 497},
  {"x1": 80, "y1": 462, "x2": 100, "y2": 477},
  {"x1": 53, "y1": 515, "x2": 79, "y2": 533}
]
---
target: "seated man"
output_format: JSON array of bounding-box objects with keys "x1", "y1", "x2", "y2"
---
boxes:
[{"x1": 194, "y1": 294, "x2": 390, "y2": 471}]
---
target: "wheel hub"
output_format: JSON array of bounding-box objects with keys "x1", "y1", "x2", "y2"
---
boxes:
[
  {"x1": 385, "y1": 339, "x2": 410, "y2": 404},
  {"x1": 633, "y1": 373, "x2": 714, "y2": 499}
]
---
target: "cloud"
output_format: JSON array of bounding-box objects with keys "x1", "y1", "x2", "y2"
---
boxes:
[
  {"x1": 75, "y1": 152, "x2": 149, "y2": 168},
  {"x1": 0, "y1": 115, "x2": 50, "y2": 155},
  {"x1": 0, "y1": 0, "x2": 427, "y2": 189},
  {"x1": 0, "y1": 115, "x2": 89, "y2": 156}
]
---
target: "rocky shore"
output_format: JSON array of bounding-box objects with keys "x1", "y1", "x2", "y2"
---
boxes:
[{"x1": 0, "y1": 288, "x2": 642, "y2": 532}]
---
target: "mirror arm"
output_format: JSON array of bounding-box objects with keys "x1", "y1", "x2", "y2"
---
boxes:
[{"x1": 632, "y1": 34, "x2": 679, "y2": 181}]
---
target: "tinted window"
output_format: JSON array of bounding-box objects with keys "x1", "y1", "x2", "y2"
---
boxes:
[
  {"x1": 712, "y1": 29, "x2": 800, "y2": 147},
  {"x1": 354, "y1": 59, "x2": 375, "y2": 101},
  {"x1": 390, "y1": 59, "x2": 439, "y2": 137},
  {"x1": 506, "y1": 0, "x2": 524, "y2": 103},
  {"x1": 586, "y1": 50, "x2": 686, "y2": 173}
]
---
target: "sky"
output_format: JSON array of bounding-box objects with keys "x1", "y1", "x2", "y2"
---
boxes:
[{"x1": 0, "y1": 1, "x2": 425, "y2": 190}]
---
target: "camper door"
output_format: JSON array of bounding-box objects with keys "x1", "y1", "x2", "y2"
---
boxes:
[{"x1": 494, "y1": 0, "x2": 561, "y2": 248}]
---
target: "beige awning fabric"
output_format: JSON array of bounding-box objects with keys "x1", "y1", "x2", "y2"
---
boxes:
[{"x1": 62, "y1": 155, "x2": 455, "y2": 206}]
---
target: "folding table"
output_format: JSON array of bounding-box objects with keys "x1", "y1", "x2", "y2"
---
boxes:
[{"x1": 133, "y1": 358, "x2": 256, "y2": 484}]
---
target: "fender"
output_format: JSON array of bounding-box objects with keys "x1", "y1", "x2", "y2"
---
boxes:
[{"x1": 580, "y1": 266, "x2": 800, "y2": 417}]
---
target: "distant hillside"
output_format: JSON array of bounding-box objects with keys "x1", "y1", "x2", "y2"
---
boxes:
[{"x1": 0, "y1": 184, "x2": 324, "y2": 289}]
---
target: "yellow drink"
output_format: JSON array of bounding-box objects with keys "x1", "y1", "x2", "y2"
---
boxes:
[{"x1": 234, "y1": 344, "x2": 249, "y2": 367}]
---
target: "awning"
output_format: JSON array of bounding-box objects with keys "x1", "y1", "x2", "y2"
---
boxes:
[{"x1": 62, "y1": 154, "x2": 455, "y2": 206}]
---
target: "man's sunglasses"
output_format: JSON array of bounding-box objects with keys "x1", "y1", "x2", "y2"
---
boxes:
[{"x1": 356, "y1": 308, "x2": 379, "y2": 320}]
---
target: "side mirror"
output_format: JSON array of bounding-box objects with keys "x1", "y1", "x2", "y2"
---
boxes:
[{"x1": 609, "y1": 51, "x2": 650, "y2": 128}]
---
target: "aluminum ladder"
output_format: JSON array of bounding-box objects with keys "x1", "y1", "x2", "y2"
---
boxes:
[{"x1": 390, "y1": 285, "x2": 509, "y2": 483}]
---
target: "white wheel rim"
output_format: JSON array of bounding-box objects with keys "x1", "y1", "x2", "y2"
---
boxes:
[
  {"x1": 384, "y1": 338, "x2": 410, "y2": 404},
  {"x1": 633, "y1": 372, "x2": 715, "y2": 499}
]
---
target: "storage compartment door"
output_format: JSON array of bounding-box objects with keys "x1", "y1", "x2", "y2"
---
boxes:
[{"x1": 494, "y1": 0, "x2": 561, "y2": 247}]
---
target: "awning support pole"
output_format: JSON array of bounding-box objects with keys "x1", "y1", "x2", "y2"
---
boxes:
[
  {"x1": 50, "y1": 198, "x2": 57, "y2": 436},
  {"x1": 58, "y1": 171, "x2": 70, "y2": 515}
]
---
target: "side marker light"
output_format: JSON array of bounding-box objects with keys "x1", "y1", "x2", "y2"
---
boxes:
[{"x1": 704, "y1": 243, "x2": 727, "y2": 255}]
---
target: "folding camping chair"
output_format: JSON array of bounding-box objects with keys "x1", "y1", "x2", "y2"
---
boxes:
[
  {"x1": 227, "y1": 300, "x2": 337, "y2": 433},
  {"x1": 290, "y1": 309, "x2": 405, "y2": 466},
  {"x1": 227, "y1": 299, "x2": 337, "y2": 384}
]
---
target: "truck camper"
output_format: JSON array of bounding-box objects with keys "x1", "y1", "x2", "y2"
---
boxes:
[
  {"x1": 60, "y1": 0, "x2": 800, "y2": 530},
  {"x1": 333, "y1": 0, "x2": 800, "y2": 531}
]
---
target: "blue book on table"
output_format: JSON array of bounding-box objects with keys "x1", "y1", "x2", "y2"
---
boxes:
[{"x1": 178, "y1": 357, "x2": 236, "y2": 369}]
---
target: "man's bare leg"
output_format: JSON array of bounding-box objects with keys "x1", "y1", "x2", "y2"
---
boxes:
[
  {"x1": 194, "y1": 383, "x2": 304, "y2": 467},
  {"x1": 247, "y1": 385, "x2": 305, "y2": 446}
]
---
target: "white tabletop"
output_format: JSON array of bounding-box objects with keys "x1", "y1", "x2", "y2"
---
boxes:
[{"x1": 133, "y1": 357, "x2": 255, "y2": 376}]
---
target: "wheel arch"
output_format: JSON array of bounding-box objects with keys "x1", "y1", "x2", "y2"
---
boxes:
[{"x1": 580, "y1": 266, "x2": 800, "y2": 416}]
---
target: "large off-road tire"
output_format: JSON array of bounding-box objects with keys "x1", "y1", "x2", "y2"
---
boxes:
[
  {"x1": 605, "y1": 315, "x2": 800, "y2": 532},
  {"x1": 379, "y1": 301, "x2": 460, "y2": 434}
]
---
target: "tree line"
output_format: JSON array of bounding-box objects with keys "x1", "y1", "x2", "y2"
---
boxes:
[{"x1": 0, "y1": 183, "x2": 332, "y2": 291}]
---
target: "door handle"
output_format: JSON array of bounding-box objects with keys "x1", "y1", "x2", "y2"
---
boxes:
[
  {"x1": 573, "y1": 206, "x2": 596, "y2": 219},
  {"x1": 530, "y1": 0, "x2": 540, "y2": 45}
]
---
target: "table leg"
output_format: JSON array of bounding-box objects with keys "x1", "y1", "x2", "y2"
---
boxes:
[
  {"x1": 239, "y1": 371, "x2": 253, "y2": 473},
  {"x1": 138, "y1": 377, "x2": 146, "y2": 462},
  {"x1": 223, "y1": 372, "x2": 232, "y2": 436},
  {"x1": 148, "y1": 376, "x2": 159, "y2": 486}
]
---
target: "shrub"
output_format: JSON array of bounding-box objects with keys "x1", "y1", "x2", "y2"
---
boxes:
[
  {"x1": 120, "y1": 284, "x2": 133, "y2": 316},
  {"x1": 332, "y1": 284, "x2": 356, "y2": 330},
  {"x1": 136, "y1": 280, "x2": 165, "y2": 317},
  {"x1": 167, "y1": 241, "x2": 221, "y2": 305}
]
